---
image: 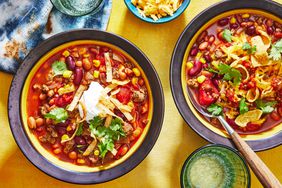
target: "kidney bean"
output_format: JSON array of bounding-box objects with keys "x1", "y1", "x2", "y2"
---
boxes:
[
  {"x1": 74, "y1": 68, "x2": 83, "y2": 85},
  {"x1": 199, "y1": 41, "x2": 208, "y2": 51},
  {"x1": 246, "y1": 25, "x2": 256, "y2": 36},
  {"x1": 188, "y1": 60, "x2": 202, "y2": 76},
  {"x1": 217, "y1": 18, "x2": 229, "y2": 26},
  {"x1": 190, "y1": 47, "x2": 198, "y2": 56},
  {"x1": 274, "y1": 21, "x2": 282, "y2": 29},
  {"x1": 66, "y1": 56, "x2": 75, "y2": 71},
  {"x1": 278, "y1": 107, "x2": 282, "y2": 117},
  {"x1": 267, "y1": 26, "x2": 274, "y2": 35},
  {"x1": 75, "y1": 136, "x2": 86, "y2": 145},
  {"x1": 235, "y1": 14, "x2": 242, "y2": 24},
  {"x1": 197, "y1": 31, "x2": 208, "y2": 43},
  {"x1": 204, "y1": 54, "x2": 212, "y2": 63},
  {"x1": 56, "y1": 126, "x2": 66, "y2": 136},
  {"x1": 230, "y1": 23, "x2": 239, "y2": 29}
]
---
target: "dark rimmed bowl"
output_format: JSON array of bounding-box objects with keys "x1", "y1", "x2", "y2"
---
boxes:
[
  {"x1": 124, "y1": 0, "x2": 190, "y2": 24},
  {"x1": 8, "y1": 29, "x2": 164, "y2": 184},
  {"x1": 170, "y1": 0, "x2": 282, "y2": 151},
  {"x1": 181, "y1": 144, "x2": 251, "y2": 188}
]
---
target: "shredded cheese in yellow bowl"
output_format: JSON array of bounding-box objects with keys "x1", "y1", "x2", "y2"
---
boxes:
[{"x1": 131, "y1": 0, "x2": 183, "y2": 21}]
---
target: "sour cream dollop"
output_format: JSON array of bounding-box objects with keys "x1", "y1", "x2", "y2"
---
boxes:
[{"x1": 78, "y1": 82, "x2": 104, "y2": 122}]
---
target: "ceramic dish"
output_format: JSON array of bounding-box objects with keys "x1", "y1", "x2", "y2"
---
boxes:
[
  {"x1": 181, "y1": 144, "x2": 251, "y2": 188},
  {"x1": 8, "y1": 29, "x2": 164, "y2": 184},
  {"x1": 170, "y1": 0, "x2": 282, "y2": 151},
  {"x1": 124, "y1": 0, "x2": 190, "y2": 24}
]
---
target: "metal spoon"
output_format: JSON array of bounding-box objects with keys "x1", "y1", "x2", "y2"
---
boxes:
[{"x1": 187, "y1": 89, "x2": 281, "y2": 188}]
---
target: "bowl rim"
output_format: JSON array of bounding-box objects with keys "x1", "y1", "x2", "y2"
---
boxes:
[
  {"x1": 123, "y1": 0, "x2": 191, "y2": 24},
  {"x1": 8, "y1": 29, "x2": 165, "y2": 184},
  {"x1": 170, "y1": 0, "x2": 282, "y2": 151},
  {"x1": 180, "y1": 144, "x2": 251, "y2": 188}
]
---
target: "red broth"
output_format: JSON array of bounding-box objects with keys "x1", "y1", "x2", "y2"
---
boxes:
[
  {"x1": 186, "y1": 13, "x2": 282, "y2": 134},
  {"x1": 27, "y1": 44, "x2": 150, "y2": 167}
]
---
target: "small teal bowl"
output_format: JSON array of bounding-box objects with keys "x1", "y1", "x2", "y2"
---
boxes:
[{"x1": 124, "y1": 0, "x2": 190, "y2": 24}]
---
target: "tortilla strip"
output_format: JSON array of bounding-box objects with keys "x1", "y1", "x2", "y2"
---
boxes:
[
  {"x1": 112, "y1": 79, "x2": 130, "y2": 85},
  {"x1": 111, "y1": 88, "x2": 120, "y2": 96},
  {"x1": 61, "y1": 123, "x2": 79, "y2": 143},
  {"x1": 109, "y1": 97, "x2": 133, "y2": 112},
  {"x1": 103, "y1": 84, "x2": 118, "y2": 94},
  {"x1": 67, "y1": 85, "x2": 87, "y2": 112},
  {"x1": 104, "y1": 115, "x2": 112, "y2": 128},
  {"x1": 105, "y1": 52, "x2": 113, "y2": 83},
  {"x1": 83, "y1": 136, "x2": 97, "y2": 156},
  {"x1": 99, "y1": 95, "x2": 115, "y2": 110}
]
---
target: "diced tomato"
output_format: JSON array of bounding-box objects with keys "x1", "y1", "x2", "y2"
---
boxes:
[
  {"x1": 116, "y1": 87, "x2": 132, "y2": 104},
  {"x1": 55, "y1": 93, "x2": 73, "y2": 107},
  {"x1": 198, "y1": 79, "x2": 219, "y2": 106},
  {"x1": 246, "y1": 123, "x2": 261, "y2": 131}
]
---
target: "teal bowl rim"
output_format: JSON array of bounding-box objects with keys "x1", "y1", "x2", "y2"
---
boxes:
[
  {"x1": 180, "y1": 144, "x2": 251, "y2": 188},
  {"x1": 124, "y1": 0, "x2": 191, "y2": 24},
  {"x1": 51, "y1": 0, "x2": 105, "y2": 17}
]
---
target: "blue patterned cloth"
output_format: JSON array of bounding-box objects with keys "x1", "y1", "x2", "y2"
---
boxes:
[{"x1": 0, "y1": 0, "x2": 112, "y2": 74}]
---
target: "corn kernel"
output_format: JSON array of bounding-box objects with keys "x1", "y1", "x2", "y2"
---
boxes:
[
  {"x1": 77, "y1": 159, "x2": 85, "y2": 164},
  {"x1": 127, "y1": 101, "x2": 134, "y2": 108},
  {"x1": 132, "y1": 68, "x2": 141, "y2": 77},
  {"x1": 242, "y1": 13, "x2": 250, "y2": 18},
  {"x1": 94, "y1": 150, "x2": 100, "y2": 156},
  {"x1": 61, "y1": 134, "x2": 70, "y2": 142},
  {"x1": 62, "y1": 50, "x2": 70, "y2": 57},
  {"x1": 66, "y1": 125, "x2": 72, "y2": 132},
  {"x1": 63, "y1": 70, "x2": 73, "y2": 78},
  {"x1": 196, "y1": 52, "x2": 202, "y2": 59},
  {"x1": 200, "y1": 58, "x2": 206, "y2": 64},
  {"x1": 132, "y1": 77, "x2": 138, "y2": 86},
  {"x1": 93, "y1": 70, "x2": 100, "y2": 78},
  {"x1": 186, "y1": 61, "x2": 194, "y2": 69},
  {"x1": 197, "y1": 75, "x2": 206, "y2": 83},
  {"x1": 230, "y1": 17, "x2": 237, "y2": 24},
  {"x1": 211, "y1": 61, "x2": 219, "y2": 69},
  {"x1": 83, "y1": 54, "x2": 90, "y2": 58},
  {"x1": 93, "y1": 60, "x2": 101, "y2": 67}
]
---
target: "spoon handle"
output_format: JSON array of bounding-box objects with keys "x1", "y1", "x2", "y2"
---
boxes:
[{"x1": 231, "y1": 131, "x2": 281, "y2": 188}]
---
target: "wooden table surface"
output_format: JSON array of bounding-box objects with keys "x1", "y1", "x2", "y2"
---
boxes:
[{"x1": 0, "y1": 0, "x2": 281, "y2": 187}]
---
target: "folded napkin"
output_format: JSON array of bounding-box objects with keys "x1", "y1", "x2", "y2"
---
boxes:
[{"x1": 0, "y1": 0, "x2": 112, "y2": 74}]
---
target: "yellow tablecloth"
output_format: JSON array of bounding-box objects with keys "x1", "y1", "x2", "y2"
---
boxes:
[{"x1": 0, "y1": 1, "x2": 281, "y2": 187}]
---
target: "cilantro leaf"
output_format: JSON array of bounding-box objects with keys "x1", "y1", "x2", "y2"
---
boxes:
[
  {"x1": 207, "y1": 104, "x2": 223, "y2": 116},
  {"x1": 255, "y1": 99, "x2": 277, "y2": 114},
  {"x1": 269, "y1": 39, "x2": 282, "y2": 61},
  {"x1": 242, "y1": 42, "x2": 256, "y2": 54},
  {"x1": 205, "y1": 67, "x2": 219, "y2": 74},
  {"x1": 76, "y1": 123, "x2": 84, "y2": 136},
  {"x1": 218, "y1": 63, "x2": 242, "y2": 85},
  {"x1": 52, "y1": 61, "x2": 67, "y2": 76},
  {"x1": 239, "y1": 98, "x2": 249, "y2": 114},
  {"x1": 223, "y1": 29, "x2": 232, "y2": 42},
  {"x1": 89, "y1": 117, "x2": 126, "y2": 159},
  {"x1": 44, "y1": 108, "x2": 68, "y2": 123}
]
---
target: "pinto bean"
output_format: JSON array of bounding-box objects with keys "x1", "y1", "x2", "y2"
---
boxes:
[
  {"x1": 188, "y1": 60, "x2": 202, "y2": 76},
  {"x1": 199, "y1": 42, "x2": 208, "y2": 51},
  {"x1": 28, "y1": 117, "x2": 36, "y2": 129},
  {"x1": 74, "y1": 68, "x2": 83, "y2": 85},
  {"x1": 36, "y1": 118, "x2": 44, "y2": 127},
  {"x1": 82, "y1": 58, "x2": 92, "y2": 71},
  {"x1": 197, "y1": 31, "x2": 208, "y2": 43}
]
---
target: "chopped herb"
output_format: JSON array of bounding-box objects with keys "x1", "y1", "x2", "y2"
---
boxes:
[
  {"x1": 218, "y1": 63, "x2": 242, "y2": 85},
  {"x1": 44, "y1": 108, "x2": 68, "y2": 123},
  {"x1": 76, "y1": 123, "x2": 84, "y2": 136},
  {"x1": 89, "y1": 116, "x2": 125, "y2": 158},
  {"x1": 52, "y1": 61, "x2": 67, "y2": 76},
  {"x1": 223, "y1": 29, "x2": 232, "y2": 42},
  {"x1": 269, "y1": 39, "x2": 282, "y2": 61},
  {"x1": 255, "y1": 99, "x2": 277, "y2": 114},
  {"x1": 242, "y1": 42, "x2": 257, "y2": 54},
  {"x1": 207, "y1": 104, "x2": 223, "y2": 116},
  {"x1": 239, "y1": 98, "x2": 249, "y2": 114},
  {"x1": 205, "y1": 67, "x2": 219, "y2": 74}
]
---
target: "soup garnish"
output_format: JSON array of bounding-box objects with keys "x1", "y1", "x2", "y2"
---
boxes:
[
  {"x1": 27, "y1": 44, "x2": 150, "y2": 167},
  {"x1": 186, "y1": 13, "x2": 282, "y2": 134}
]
